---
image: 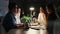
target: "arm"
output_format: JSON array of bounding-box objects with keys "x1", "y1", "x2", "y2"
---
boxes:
[
  {"x1": 2, "y1": 14, "x2": 17, "y2": 32},
  {"x1": 43, "y1": 14, "x2": 47, "y2": 26}
]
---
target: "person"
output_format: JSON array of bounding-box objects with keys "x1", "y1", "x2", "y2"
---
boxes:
[
  {"x1": 38, "y1": 7, "x2": 47, "y2": 28},
  {"x1": 32, "y1": 16, "x2": 40, "y2": 25},
  {"x1": 32, "y1": 17, "x2": 37, "y2": 23},
  {"x1": 2, "y1": 2, "x2": 23, "y2": 32},
  {"x1": 46, "y1": 4, "x2": 57, "y2": 34},
  {"x1": 38, "y1": 7, "x2": 47, "y2": 34}
]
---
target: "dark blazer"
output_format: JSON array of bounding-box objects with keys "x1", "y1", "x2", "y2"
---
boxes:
[
  {"x1": 2, "y1": 12, "x2": 18, "y2": 32},
  {"x1": 47, "y1": 13, "x2": 57, "y2": 34}
]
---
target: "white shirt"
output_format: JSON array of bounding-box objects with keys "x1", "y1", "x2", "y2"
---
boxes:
[
  {"x1": 15, "y1": 14, "x2": 21, "y2": 24},
  {"x1": 38, "y1": 13, "x2": 46, "y2": 29},
  {"x1": 38, "y1": 13, "x2": 45, "y2": 24},
  {"x1": 38, "y1": 13, "x2": 47, "y2": 34}
]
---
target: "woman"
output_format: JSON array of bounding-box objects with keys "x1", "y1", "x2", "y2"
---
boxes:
[{"x1": 38, "y1": 7, "x2": 47, "y2": 34}]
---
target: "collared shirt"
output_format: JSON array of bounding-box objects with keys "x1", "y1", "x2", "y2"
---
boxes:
[{"x1": 15, "y1": 15, "x2": 21, "y2": 24}]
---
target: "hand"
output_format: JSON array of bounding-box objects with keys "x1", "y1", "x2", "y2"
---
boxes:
[
  {"x1": 16, "y1": 24, "x2": 24, "y2": 28},
  {"x1": 16, "y1": 24, "x2": 20, "y2": 27}
]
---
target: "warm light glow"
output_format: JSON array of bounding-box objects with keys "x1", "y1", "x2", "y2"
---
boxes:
[{"x1": 29, "y1": 7, "x2": 34, "y2": 11}]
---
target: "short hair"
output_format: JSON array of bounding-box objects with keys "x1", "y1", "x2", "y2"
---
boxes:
[
  {"x1": 46, "y1": 4, "x2": 55, "y2": 12},
  {"x1": 8, "y1": 2, "x2": 21, "y2": 11}
]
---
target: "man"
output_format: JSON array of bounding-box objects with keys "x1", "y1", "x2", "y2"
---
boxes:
[
  {"x1": 2, "y1": 2, "x2": 22, "y2": 32},
  {"x1": 46, "y1": 4, "x2": 57, "y2": 34}
]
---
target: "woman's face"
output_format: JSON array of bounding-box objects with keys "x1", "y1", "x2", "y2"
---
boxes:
[{"x1": 40, "y1": 7, "x2": 44, "y2": 13}]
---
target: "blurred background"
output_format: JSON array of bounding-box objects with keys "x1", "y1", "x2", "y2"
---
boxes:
[{"x1": 0, "y1": 0, "x2": 60, "y2": 34}]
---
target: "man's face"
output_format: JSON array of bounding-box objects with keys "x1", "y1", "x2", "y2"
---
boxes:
[
  {"x1": 17, "y1": 8, "x2": 21, "y2": 13},
  {"x1": 17, "y1": 8, "x2": 21, "y2": 16},
  {"x1": 14, "y1": 7, "x2": 21, "y2": 16},
  {"x1": 14, "y1": 7, "x2": 18, "y2": 13},
  {"x1": 33, "y1": 17, "x2": 37, "y2": 23}
]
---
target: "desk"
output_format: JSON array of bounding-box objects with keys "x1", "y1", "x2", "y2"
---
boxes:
[
  {"x1": 24, "y1": 28, "x2": 40, "y2": 34},
  {"x1": 7, "y1": 28, "x2": 40, "y2": 34},
  {"x1": 7, "y1": 23, "x2": 47, "y2": 34},
  {"x1": 7, "y1": 28, "x2": 47, "y2": 34}
]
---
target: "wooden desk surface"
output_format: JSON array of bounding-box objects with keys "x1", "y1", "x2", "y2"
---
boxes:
[{"x1": 7, "y1": 28, "x2": 40, "y2": 34}]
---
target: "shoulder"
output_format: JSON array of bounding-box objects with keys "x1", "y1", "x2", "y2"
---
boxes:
[
  {"x1": 38, "y1": 13, "x2": 41, "y2": 16},
  {"x1": 4, "y1": 12, "x2": 13, "y2": 20}
]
